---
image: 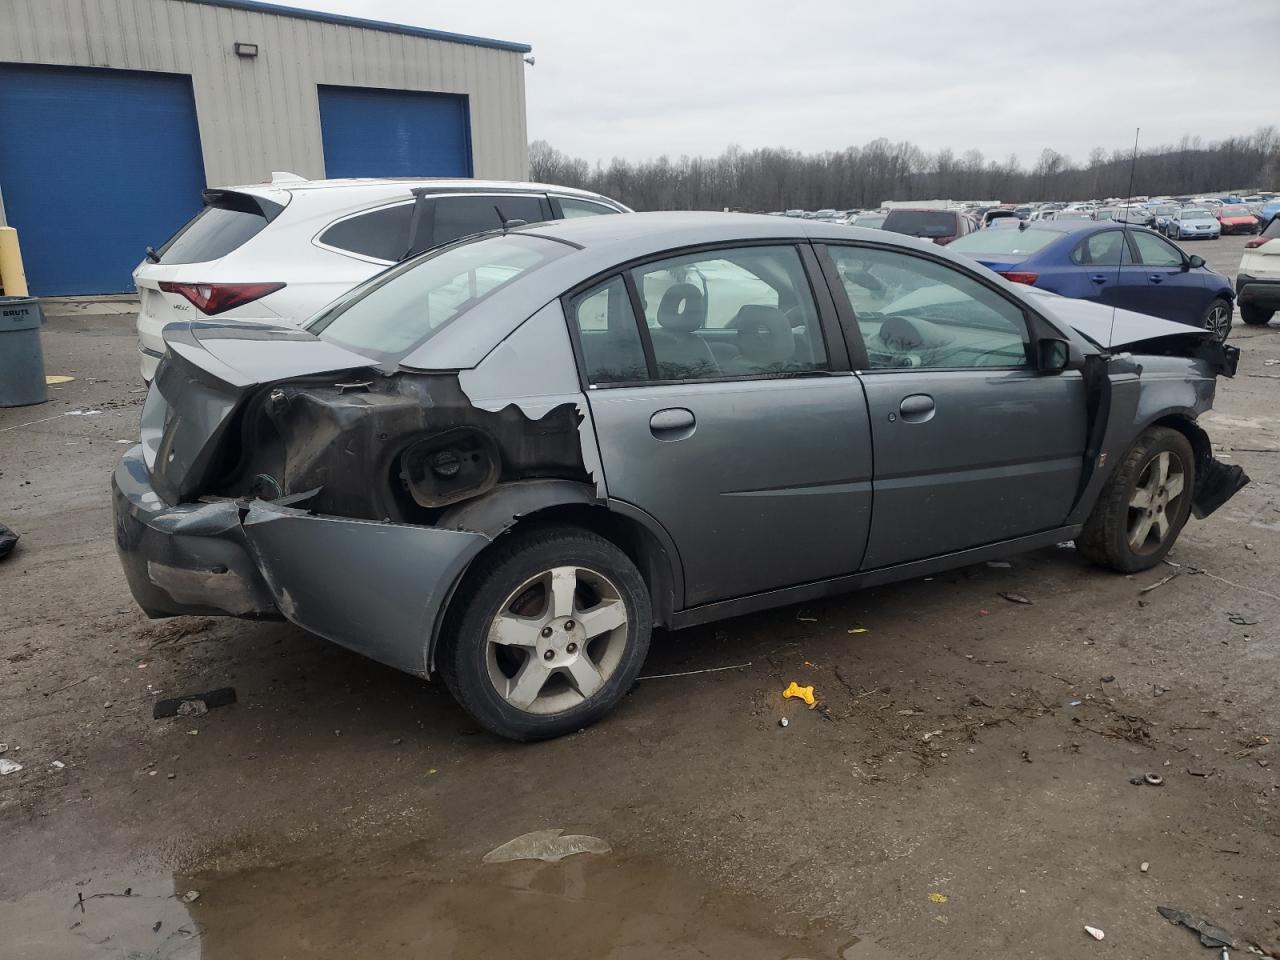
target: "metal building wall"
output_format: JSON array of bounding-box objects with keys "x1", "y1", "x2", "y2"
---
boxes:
[{"x1": 0, "y1": 0, "x2": 529, "y2": 186}]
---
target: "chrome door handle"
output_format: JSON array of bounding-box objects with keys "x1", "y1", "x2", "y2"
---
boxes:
[
  {"x1": 898, "y1": 394, "x2": 935, "y2": 422},
  {"x1": 649, "y1": 407, "x2": 695, "y2": 441}
]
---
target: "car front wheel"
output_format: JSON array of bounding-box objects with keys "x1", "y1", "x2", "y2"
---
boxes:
[
  {"x1": 1203, "y1": 297, "x2": 1232, "y2": 342},
  {"x1": 1076, "y1": 427, "x2": 1195, "y2": 573},
  {"x1": 437, "y1": 526, "x2": 652, "y2": 741}
]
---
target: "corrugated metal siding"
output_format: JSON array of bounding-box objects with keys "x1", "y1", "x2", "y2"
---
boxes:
[{"x1": 0, "y1": 0, "x2": 529, "y2": 186}]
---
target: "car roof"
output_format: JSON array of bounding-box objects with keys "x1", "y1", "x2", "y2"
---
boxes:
[{"x1": 218, "y1": 177, "x2": 623, "y2": 207}]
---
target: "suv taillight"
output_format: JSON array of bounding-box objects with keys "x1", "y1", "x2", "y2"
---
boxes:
[
  {"x1": 159, "y1": 281, "x2": 285, "y2": 315},
  {"x1": 1244, "y1": 236, "x2": 1269, "y2": 249}
]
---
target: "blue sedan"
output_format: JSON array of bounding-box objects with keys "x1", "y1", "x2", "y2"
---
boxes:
[{"x1": 948, "y1": 221, "x2": 1235, "y2": 341}]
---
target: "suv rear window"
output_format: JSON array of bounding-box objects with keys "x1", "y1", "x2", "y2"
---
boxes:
[
  {"x1": 319, "y1": 203, "x2": 414, "y2": 262},
  {"x1": 156, "y1": 192, "x2": 283, "y2": 264},
  {"x1": 882, "y1": 210, "x2": 958, "y2": 238}
]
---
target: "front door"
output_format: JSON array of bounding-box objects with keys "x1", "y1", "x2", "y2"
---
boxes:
[
  {"x1": 568, "y1": 245, "x2": 874, "y2": 607},
  {"x1": 1127, "y1": 229, "x2": 1207, "y2": 325},
  {"x1": 821, "y1": 243, "x2": 1089, "y2": 569}
]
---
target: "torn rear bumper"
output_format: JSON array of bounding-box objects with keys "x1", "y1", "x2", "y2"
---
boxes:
[{"x1": 113, "y1": 446, "x2": 489, "y2": 676}]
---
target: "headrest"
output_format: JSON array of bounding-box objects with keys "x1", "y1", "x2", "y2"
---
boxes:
[
  {"x1": 878, "y1": 315, "x2": 925, "y2": 351},
  {"x1": 657, "y1": 283, "x2": 706, "y2": 333},
  {"x1": 733, "y1": 305, "x2": 794, "y2": 364}
]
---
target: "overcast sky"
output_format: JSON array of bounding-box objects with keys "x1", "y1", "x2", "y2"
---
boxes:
[{"x1": 275, "y1": 0, "x2": 1277, "y2": 167}]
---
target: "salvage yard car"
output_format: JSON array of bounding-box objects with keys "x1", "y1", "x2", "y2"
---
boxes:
[
  {"x1": 132, "y1": 176, "x2": 629, "y2": 381},
  {"x1": 113, "y1": 213, "x2": 1248, "y2": 741}
]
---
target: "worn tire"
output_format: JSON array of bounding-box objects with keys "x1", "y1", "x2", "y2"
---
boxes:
[
  {"x1": 1076, "y1": 427, "x2": 1195, "y2": 573},
  {"x1": 1240, "y1": 304, "x2": 1274, "y2": 326},
  {"x1": 436, "y1": 525, "x2": 651, "y2": 741}
]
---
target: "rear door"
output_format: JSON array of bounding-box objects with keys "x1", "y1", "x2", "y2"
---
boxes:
[
  {"x1": 572, "y1": 243, "x2": 873, "y2": 607},
  {"x1": 820, "y1": 242, "x2": 1088, "y2": 569},
  {"x1": 1069, "y1": 229, "x2": 1151, "y2": 313}
]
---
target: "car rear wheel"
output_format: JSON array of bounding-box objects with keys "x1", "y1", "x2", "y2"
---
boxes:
[
  {"x1": 1240, "y1": 304, "x2": 1274, "y2": 326},
  {"x1": 1076, "y1": 427, "x2": 1195, "y2": 573},
  {"x1": 1203, "y1": 297, "x2": 1232, "y2": 342},
  {"x1": 437, "y1": 526, "x2": 651, "y2": 741}
]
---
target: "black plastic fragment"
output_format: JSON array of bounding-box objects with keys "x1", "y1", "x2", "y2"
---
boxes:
[
  {"x1": 1192, "y1": 458, "x2": 1250, "y2": 519},
  {"x1": 0, "y1": 524, "x2": 17, "y2": 560},
  {"x1": 1157, "y1": 905, "x2": 1236, "y2": 949},
  {"x1": 152, "y1": 687, "x2": 238, "y2": 719}
]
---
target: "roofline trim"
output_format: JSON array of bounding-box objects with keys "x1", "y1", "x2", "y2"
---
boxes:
[{"x1": 183, "y1": 0, "x2": 533, "y2": 53}]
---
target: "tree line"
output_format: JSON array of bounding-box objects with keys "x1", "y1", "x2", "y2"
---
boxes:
[{"x1": 530, "y1": 128, "x2": 1280, "y2": 212}]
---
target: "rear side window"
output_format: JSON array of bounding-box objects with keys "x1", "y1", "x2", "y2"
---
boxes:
[
  {"x1": 157, "y1": 193, "x2": 282, "y2": 264},
  {"x1": 431, "y1": 195, "x2": 545, "y2": 247},
  {"x1": 319, "y1": 203, "x2": 414, "y2": 262},
  {"x1": 557, "y1": 197, "x2": 620, "y2": 219},
  {"x1": 568, "y1": 277, "x2": 649, "y2": 384},
  {"x1": 882, "y1": 210, "x2": 958, "y2": 239}
]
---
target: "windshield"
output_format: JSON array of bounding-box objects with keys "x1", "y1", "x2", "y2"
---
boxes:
[
  {"x1": 1182, "y1": 209, "x2": 1213, "y2": 220},
  {"x1": 1220, "y1": 206, "x2": 1250, "y2": 216},
  {"x1": 1151, "y1": 205, "x2": 1178, "y2": 215},
  {"x1": 948, "y1": 228, "x2": 1059, "y2": 257},
  {"x1": 882, "y1": 210, "x2": 958, "y2": 238},
  {"x1": 308, "y1": 233, "x2": 569, "y2": 361}
]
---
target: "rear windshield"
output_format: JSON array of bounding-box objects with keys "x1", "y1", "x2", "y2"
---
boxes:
[
  {"x1": 948, "y1": 228, "x2": 1059, "y2": 258},
  {"x1": 156, "y1": 192, "x2": 283, "y2": 264},
  {"x1": 882, "y1": 210, "x2": 957, "y2": 238},
  {"x1": 308, "y1": 233, "x2": 569, "y2": 362}
]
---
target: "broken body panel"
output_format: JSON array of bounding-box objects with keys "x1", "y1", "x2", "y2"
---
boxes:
[{"x1": 112, "y1": 215, "x2": 1247, "y2": 684}]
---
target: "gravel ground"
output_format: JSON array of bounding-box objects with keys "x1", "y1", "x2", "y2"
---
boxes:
[{"x1": 1, "y1": 233, "x2": 1277, "y2": 958}]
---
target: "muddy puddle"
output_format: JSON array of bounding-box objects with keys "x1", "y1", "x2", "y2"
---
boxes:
[{"x1": 5, "y1": 842, "x2": 888, "y2": 959}]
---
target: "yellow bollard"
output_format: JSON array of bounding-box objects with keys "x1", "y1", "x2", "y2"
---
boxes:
[{"x1": 0, "y1": 226, "x2": 29, "y2": 297}]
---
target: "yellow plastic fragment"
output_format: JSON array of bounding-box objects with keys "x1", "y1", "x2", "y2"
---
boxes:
[
  {"x1": 847, "y1": 628, "x2": 868, "y2": 634},
  {"x1": 782, "y1": 681, "x2": 816, "y2": 708},
  {"x1": 928, "y1": 892, "x2": 949, "y2": 904},
  {"x1": 45, "y1": 375, "x2": 75, "y2": 385}
]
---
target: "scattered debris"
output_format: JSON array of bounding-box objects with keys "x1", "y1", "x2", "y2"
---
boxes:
[
  {"x1": 795, "y1": 611, "x2": 818, "y2": 623},
  {"x1": 1157, "y1": 906, "x2": 1236, "y2": 950},
  {"x1": 482, "y1": 829, "x2": 611, "y2": 864},
  {"x1": 1186, "y1": 768, "x2": 1212, "y2": 778},
  {"x1": 1153, "y1": 685, "x2": 1169, "y2": 697},
  {"x1": 1084, "y1": 925, "x2": 1105, "y2": 941},
  {"x1": 985, "y1": 561, "x2": 1011, "y2": 568},
  {"x1": 181, "y1": 890, "x2": 200, "y2": 904},
  {"x1": 999, "y1": 592, "x2": 1033, "y2": 605},
  {"x1": 1227, "y1": 613, "x2": 1260, "y2": 626},
  {"x1": 66, "y1": 408, "x2": 102, "y2": 416},
  {"x1": 638, "y1": 662, "x2": 751, "y2": 680},
  {"x1": 846, "y1": 627, "x2": 868, "y2": 634},
  {"x1": 928, "y1": 892, "x2": 949, "y2": 904},
  {"x1": 1139, "y1": 573, "x2": 1178, "y2": 594},
  {"x1": 921, "y1": 729, "x2": 944, "y2": 742},
  {"x1": 782, "y1": 681, "x2": 817, "y2": 708},
  {"x1": 44, "y1": 375, "x2": 75, "y2": 385},
  {"x1": 779, "y1": 717, "x2": 789, "y2": 728},
  {"x1": 1020, "y1": 750, "x2": 1032, "y2": 763},
  {"x1": 1130, "y1": 773, "x2": 1164, "y2": 787},
  {"x1": 152, "y1": 687, "x2": 237, "y2": 720},
  {"x1": 0, "y1": 524, "x2": 18, "y2": 560},
  {"x1": 50, "y1": 760, "x2": 65, "y2": 770},
  {"x1": 1140, "y1": 862, "x2": 1150, "y2": 873},
  {"x1": 1101, "y1": 676, "x2": 1115, "y2": 683},
  {"x1": 0, "y1": 758, "x2": 22, "y2": 775}
]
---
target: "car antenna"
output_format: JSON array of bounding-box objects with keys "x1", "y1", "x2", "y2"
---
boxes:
[
  {"x1": 495, "y1": 204, "x2": 528, "y2": 233},
  {"x1": 1111, "y1": 126, "x2": 1140, "y2": 350}
]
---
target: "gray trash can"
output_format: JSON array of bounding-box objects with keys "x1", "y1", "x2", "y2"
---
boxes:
[{"x1": 0, "y1": 295, "x2": 48, "y2": 407}]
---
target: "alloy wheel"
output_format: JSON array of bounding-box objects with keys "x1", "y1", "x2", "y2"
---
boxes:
[
  {"x1": 484, "y1": 565, "x2": 629, "y2": 715},
  {"x1": 1205, "y1": 301, "x2": 1232, "y2": 342},
  {"x1": 1127, "y1": 451, "x2": 1186, "y2": 555}
]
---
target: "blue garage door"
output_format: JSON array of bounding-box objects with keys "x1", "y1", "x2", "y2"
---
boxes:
[
  {"x1": 0, "y1": 64, "x2": 206, "y2": 296},
  {"x1": 318, "y1": 85, "x2": 472, "y2": 179}
]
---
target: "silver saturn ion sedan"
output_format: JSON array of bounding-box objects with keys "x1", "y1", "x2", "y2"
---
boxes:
[{"x1": 113, "y1": 213, "x2": 1247, "y2": 740}]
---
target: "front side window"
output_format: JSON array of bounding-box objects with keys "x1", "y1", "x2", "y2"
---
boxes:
[
  {"x1": 431, "y1": 194, "x2": 545, "y2": 247},
  {"x1": 318, "y1": 202, "x2": 413, "y2": 262},
  {"x1": 1130, "y1": 231, "x2": 1183, "y2": 267},
  {"x1": 557, "y1": 197, "x2": 620, "y2": 219},
  {"x1": 628, "y1": 245, "x2": 828, "y2": 381},
  {"x1": 826, "y1": 245, "x2": 1030, "y2": 369},
  {"x1": 309, "y1": 233, "x2": 568, "y2": 361}
]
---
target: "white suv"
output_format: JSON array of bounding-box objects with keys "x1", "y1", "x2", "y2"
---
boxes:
[
  {"x1": 133, "y1": 176, "x2": 630, "y2": 380},
  {"x1": 1238, "y1": 215, "x2": 1280, "y2": 328}
]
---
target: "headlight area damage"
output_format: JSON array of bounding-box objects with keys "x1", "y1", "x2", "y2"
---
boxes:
[{"x1": 113, "y1": 322, "x2": 600, "y2": 677}]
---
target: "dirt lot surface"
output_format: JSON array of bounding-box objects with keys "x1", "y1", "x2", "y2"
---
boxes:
[{"x1": 2, "y1": 234, "x2": 1277, "y2": 959}]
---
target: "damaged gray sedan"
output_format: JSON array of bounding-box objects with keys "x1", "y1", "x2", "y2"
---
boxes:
[{"x1": 114, "y1": 213, "x2": 1247, "y2": 740}]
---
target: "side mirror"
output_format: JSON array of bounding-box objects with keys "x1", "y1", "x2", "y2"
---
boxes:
[
  {"x1": 1186, "y1": 254, "x2": 1205, "y2": 271},
  {"x1": 1037, "y1": 337, "x2": 1070, "y2": 373}
]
